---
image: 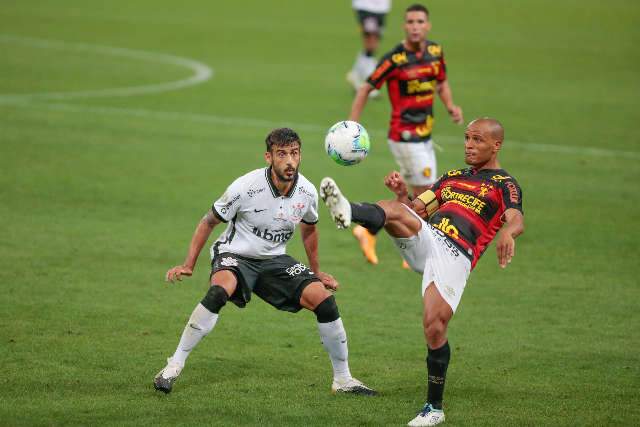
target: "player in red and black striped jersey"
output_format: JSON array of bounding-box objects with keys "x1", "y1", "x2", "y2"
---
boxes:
[
  {"x1": 348, "y1": 4, "x2": 464, "y2": 266},
  {"x1": 319, "y1": 118, "x2": 524, "y2": 426},
  {"x1": 425, "y1": 166, "x2": 523, "y2": 269}
]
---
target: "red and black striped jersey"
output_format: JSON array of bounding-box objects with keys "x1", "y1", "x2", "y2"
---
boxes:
[
  {"x1": 428, "y1": 168, "x2": 524, "y2": 269},
  {"x1": 367, "y1": 40, "x2": 447, "y2": 143}
]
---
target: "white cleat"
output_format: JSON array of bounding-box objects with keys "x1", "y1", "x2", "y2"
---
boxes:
[
  {"x1": 319, "y1": 177, "x2": 352, "y2": 229},
  {"x1": 153, "y1": 358, "x2": 183, "y2": 394},
  {"x1": 407, "y1": 403, "x2": 445, "y2": 426},
  {"x1": 331, "y1": 377, "x2": 377, "y2": 396}
]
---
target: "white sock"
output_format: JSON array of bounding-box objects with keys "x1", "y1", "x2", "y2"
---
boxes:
[
  {"x1": 354, "y1": 52, "x2": 370, "y2": 79},
  {"x1": 317, "y1": 318, "x2": 352, "y2": 381},
  {"x1": 170, "y1": 303, "x2": 219, "y2": 366},
  {"x1": 362, "y1": 55, "x2": 377, "y2": 77}
]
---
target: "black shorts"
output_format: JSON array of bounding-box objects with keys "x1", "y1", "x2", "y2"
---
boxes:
[
  {"x1": 355, "y1": 10, "x2": 386, "y2": 36},
  {"x1": 211, "y1": 253, "x2": 320, "y2": 313}
]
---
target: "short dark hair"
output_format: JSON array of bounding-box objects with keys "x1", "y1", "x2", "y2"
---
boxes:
[
  {"x1": 265, "y1": 128, "x2": 301, "y2": 152},
  {"x1": 405, "y1": 4, "x2": 429, "y2": 17}
]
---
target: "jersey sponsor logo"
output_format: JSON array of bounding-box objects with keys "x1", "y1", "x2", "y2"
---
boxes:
[
  {"x1": 252, "y1": 227, "x2": 293, "y2": 243},
  {"x1": 219, "y1": 194, "x2": 241, "y2": 214},
  {"x1": 433, "y1": 217, "x2": 460, "y2": 239},
  {"x1": 491, "y1": 174, "x2": 511, "y2": 182},
  {"x1": 447, "y1": 170, "x2": 463, "y2": 177},
  {"x1": 427, "y1": 44, "x2": 442, "y2": 57},
  {"x1": 415, "y1": 115, "x2": 434, "y2": 138},
  {"x1": 505, "y1": 181, "x2": 520, "y2": 204},
  {"x1": 416, "y1": 94, "x2": 434, "y2": 103},
  {"x1": 441, "y1": 186, "x2": 487, "y2": 214},
  {"x1": 392, "y1": 52, "x2": 408, "y2": 65},
  {"x1": 220, "y1": 256, "x2": 238, "y2": 267},
  {"x1": 370, "y1": 59, "x2": 392, "y2": 81},
  {"x1": 432, "y1": 226, "x2": 461, "y2": 257},
  {"x1": 296, "y1": 186, "x2": 315, "y2": 198},
  {"x1": 422, "y1": 167, "x2": 432, "y2": 178},
  {"x1": 407, "y1": 79, "x2": 434, "y2": 94},
  {"x1": 285, "y1": 263, "x2": 308, "y2": 276},
  {"x1": 247, "y1": 187, "x2": 265, "y2": 197}
]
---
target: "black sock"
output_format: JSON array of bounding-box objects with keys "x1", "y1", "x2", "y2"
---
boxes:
[
  {"x1": 426, "y1": 341, "x2": 450, "y2": 410},
  {"x1": 350, "y1": 202, "x2": 386, "y2": 235}
]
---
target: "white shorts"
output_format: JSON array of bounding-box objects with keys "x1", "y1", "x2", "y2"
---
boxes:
[
  {"x1": 391, "y1": 207, "x2": 471, "y2": 312},
  {"x1": 387, "y1": 139, "x2": 437, "y2": 186}
]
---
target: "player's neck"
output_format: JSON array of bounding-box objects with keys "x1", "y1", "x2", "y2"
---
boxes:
[
  {"x1": 403, "y1": 40, "x2": 426, "y2": 52},
  {"x1": 475, "y1": 159, "x2": 501, "y2": 171},
  {"x1": 270, "y1": 169, "x2": 294, "y2": 196}
]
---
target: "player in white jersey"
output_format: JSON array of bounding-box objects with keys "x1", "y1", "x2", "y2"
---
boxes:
[
  {"x1": 347, "y1": 0, "x2": 392, "y2": 95},
  {"x1": 153, "y1": 128, "x2": 376, "y2": 397}
]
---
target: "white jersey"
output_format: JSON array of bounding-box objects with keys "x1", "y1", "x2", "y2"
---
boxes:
[
  {"x1": 211, "y1": 168, "x2": 318, "y2": 260},
  {"x1": 352, "y1": 0, "x2": 391, "y2": 14}
]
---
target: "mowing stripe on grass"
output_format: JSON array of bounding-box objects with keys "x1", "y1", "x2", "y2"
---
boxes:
[{"x1": 3, "y1": 100, "x2": 639, "y2": 161}]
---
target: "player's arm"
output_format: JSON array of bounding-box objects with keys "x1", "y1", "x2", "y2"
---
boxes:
[
  {"x1": 166, "y1": 210, "x2": 221, "y2": 283},
  {"x1": 299, "y1": 222, "x2": 339, "y2": 291},
  {"x1": 349, "y1": 83, "x2": 375, "y2": 122},
  {"x1": 412, "y1": 188, "x2": 441, "y2": 219},
  {"x1": 496, "y1": 208, "x2": 525, "y2": 268},
  {"x1": 435, "y1": 80, "x2": 463, "y2": 125}
]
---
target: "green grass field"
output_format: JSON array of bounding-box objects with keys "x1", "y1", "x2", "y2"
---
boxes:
[{"x1": 1, "y1": 0, "x2": 639, "y2": 425}]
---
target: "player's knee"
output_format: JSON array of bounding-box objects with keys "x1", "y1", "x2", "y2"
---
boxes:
[
  {"x1": 313, "y1": 295, "x2": 340, "y2": 323},
  {"x1": 424, "y1": 317, "x2": 447, "y2": 342},
  {"x1": 201, "y1": 285, "x2": 229, "y2": 314}
]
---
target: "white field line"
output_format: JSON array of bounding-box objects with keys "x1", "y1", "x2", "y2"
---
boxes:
[
  {"x1": 3, "y1": 100, "x2": 639, "y2": 160},
  {"x1": 0, "y1": 34, "x2": 213, "y2": 100}
]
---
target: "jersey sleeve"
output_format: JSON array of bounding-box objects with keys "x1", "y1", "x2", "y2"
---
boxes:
[
  {"x1": 367, "y1": 54, "x2": 397, "y2": 89},
  {"x1": 500, "y1": 178, "x2": 524, "y2": 214},
  {"x1": 212, "y1": 177, "x2": 245, "y2": 223},
  {"x1": 435, "y1": 50, "x2": 447, "y2": 82},
  {"x1": 301, "y1": 188, "x2": 319, "y2": 225}
]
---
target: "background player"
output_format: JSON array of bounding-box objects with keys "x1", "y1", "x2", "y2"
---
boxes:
[
  {"x1": 320, "y1": 118, "x2": 524, "y2": 426},
  {"x1": 349, "y1": 3, "x2": 463, "y2": 265},
  {"x1": 347, "y1": 0, "x2": 392, "y2": 97},
  {"x1": 154, "y1": 128, "x2": 376, "y2": 397}
]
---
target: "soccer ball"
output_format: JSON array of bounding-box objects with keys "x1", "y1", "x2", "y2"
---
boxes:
[{"x1": 324, "y1": 121, "x2": 370, "y2": 166}]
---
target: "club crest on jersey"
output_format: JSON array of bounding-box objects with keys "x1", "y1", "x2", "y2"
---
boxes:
[
  {"x1": 478, "y1": 183, "x2": 492, "y2": 197},
  {"x1": 289, "y1": 202, "x2": 306, "y2": 221}
]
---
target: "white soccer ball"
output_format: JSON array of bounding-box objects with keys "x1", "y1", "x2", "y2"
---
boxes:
[{"x1": 324, "y1": 121, "x2": 370, "y2": 166}]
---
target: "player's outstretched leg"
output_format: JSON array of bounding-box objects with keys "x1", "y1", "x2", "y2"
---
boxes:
[
  {"x1": 320, "y1": 177, "x2": 420, "y2": 239},
  {"x1": 153, "y1": 284, "x2": 230, "y2": 393},
  {"x1": 319, "y1": 177, "x2": 352, "y2": 228},
  {"x1": 301, "y1": 282, "x2": 377, "y2": 396}
]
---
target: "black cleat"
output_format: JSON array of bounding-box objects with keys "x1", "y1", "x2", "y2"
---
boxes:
[{"x1": 153, "y1": 358, "x2": 182, "y2": 394}]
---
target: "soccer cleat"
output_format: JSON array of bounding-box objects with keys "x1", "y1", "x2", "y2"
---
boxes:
[
  {"x1": 401, "y1": 259, "x2": 410, "y2": 269},
  {"x1": 320, "y1": 177, "x2": 352, "y2": 229},
  {"x1": 331, "y1": 377, "x2": 377, "y2": 396},
  {"x1": 352, "y1": 225, "x2": 379, "y2": 265},
  {"x1": 153, "y1": 358, "x2": 183, "y2": 394},
  {"x1": 407, "y1": 403, "x2": 445, "y2": 426}
]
